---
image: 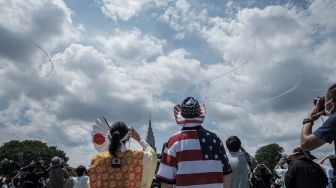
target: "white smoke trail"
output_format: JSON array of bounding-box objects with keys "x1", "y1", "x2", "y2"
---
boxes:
[{"x1": 267, "y1": 78, "x2": 302, "y2": 101}]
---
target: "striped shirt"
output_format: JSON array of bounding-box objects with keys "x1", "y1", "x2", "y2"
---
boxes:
[{"x1": 156, "y1": 126, "x2": 232, "y2": 188}]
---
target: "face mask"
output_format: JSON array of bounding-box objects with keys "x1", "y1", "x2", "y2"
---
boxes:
[{"x1": 325, "y1": 99, "x2": 334, "y2": 117}]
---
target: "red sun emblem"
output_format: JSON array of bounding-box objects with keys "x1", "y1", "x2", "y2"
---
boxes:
[{"x1": 93, "y1": 133, "x2": 105, "y2": 145}]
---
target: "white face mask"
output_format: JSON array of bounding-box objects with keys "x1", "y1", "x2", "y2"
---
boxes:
[{"x1": 325, "y1": 99, "x2": 334, "y2": 117}]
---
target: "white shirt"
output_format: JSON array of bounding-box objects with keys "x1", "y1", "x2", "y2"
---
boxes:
[
  {"x1": 227, "y1": 151, "x2": 250, "y2": 188},
  {"x1": 73, "y1": 176, "x2": 89, "y2": 188}
]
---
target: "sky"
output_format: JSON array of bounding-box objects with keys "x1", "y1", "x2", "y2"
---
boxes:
[{"x1": 0, "y1": 0, "x2": 336, "y2": 167}]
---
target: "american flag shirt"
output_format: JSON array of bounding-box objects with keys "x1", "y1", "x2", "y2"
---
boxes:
[{"x1": 156, "y1": 126, "x2": 232, "y2": 188}]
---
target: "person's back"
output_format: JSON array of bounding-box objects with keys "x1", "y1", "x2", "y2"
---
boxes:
[
  {"x1": 91, "y1": 150, "x2": 151, "y2": 187},
  {"x1": 226, "y1": 136, "x2": 250, "y2": 188},
  {"x1": 156, "y1": 97, "x2": 232, "y2": 188},
  {"x1": 285, "y1": 148, "x2": 327, "y2": 188},
  {"x1": 89, "y1": 121, "x2": 157, "y2": 188},
  {"x1": 49, "y1": 167, "x2": 68, "y2": 188},
  {"x1": 73, "y1": 176, "x2": 89, "y2": 188},
  {"x1": 157, "y1": 126, "x2": 232, "y2": 187},
  {"x1": 228, "y1": 151, "x2": 250, "y2": 188},
  {"x1": 70, "y1": 165, "x2": 89, "y2": 188}
]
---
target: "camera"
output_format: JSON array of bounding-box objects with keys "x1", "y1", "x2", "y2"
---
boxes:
[{"x1": 314, "y1": 96, "x2": 325, "y2": 112}]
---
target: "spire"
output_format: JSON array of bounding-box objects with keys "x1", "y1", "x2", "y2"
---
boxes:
[{"x1": 146, "y1": 114, "x2": 156, "y2": 152}]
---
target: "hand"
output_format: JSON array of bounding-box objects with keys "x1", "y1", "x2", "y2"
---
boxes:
[
  {"x1": 129, "y1": 127, "x2": 141, "y2": 142},
  {"x1": 308, "y1": 99, "x2": 324, "y2": 121}
]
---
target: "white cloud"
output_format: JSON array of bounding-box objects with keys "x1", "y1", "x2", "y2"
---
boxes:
[
  {"x1": 202, "y1": 6, "x2": 311, "y2": 64},
  {"x1": 0, "y1": 0, "x2": 77, "y2": 46},
  {"x1": 308, "y1": 0, "x2": 336, "y2": 35},
  {"x1": 101, "y1": 0, "x2": 165, "y2": 21},
  {"x1": 136, "y1": 49, "x2": 204, "y2": 95},
  {"x1": 159, "y1": 0, "x2": 208, "y2": 38},
  {"x1": 96, "y1": 29, "x2": 166, "y2": 64}
]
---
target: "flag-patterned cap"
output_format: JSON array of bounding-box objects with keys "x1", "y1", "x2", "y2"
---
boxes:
[
  {"x1": 174, "y1": 97, "x2": 206, "y2": 127},
  {"x1": 181, "y1": 97, "x2": 200, "y2": 118}
]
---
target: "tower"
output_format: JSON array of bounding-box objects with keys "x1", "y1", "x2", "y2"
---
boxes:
[{"x1": 146, "y1": 115, "x2": 156, "y2": 152}]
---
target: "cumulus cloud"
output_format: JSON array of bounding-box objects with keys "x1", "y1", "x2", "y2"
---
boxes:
[
  {"x1": 101, "y1": 0, "x2": 165, "y2": 21},
  {"x1": 96, "y1": 29, "x2": 166, "y2": 64},
  {"x1": 159, "y1": 0, "x2": 208, "y2": 39},
  {"x1": 0, "y1": 0, "x2": 76, "y2": 46}
]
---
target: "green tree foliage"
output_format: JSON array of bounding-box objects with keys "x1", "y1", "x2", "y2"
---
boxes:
[
  {"x1": 254, "y1": 143, "x2": 284, "y2": 170},
  {"x1": 0, "y1": 140, "x2": 68, "y2": 178}
]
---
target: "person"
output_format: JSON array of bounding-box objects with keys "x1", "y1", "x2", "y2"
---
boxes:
[
  {"x1": 251, "y1": 164, "x2": 273, "y2": 188},
  {"x1": 301, "y1": 83, "x2": 336, "y2": 151},
  {"x1": 48, "y1": 156, "x2": 69, "y2": 188},
  {"x1": 65, "y1": 165, "x2": 89, "y2": 188},
  {"x1": 20, "y1": 161, "x2": 48, "y2": 188},
  {"x1": 156, "y1": 97, "x2": 232, "y2": 188},
  {"x1": 89, "y1": 122, "x2": 157, "y2": 188},
  {"x1": 226, "y1": 136, "x2": 251, "y2": 188},
  {"x1": 285, "y1": 147, "x2": 327, "y2": 188},
  {"x1": 273, "y1": 155, "x2": 288, "y2": 188},
  {"x1": 319, "y1": 154, "x2": 335, "y2": 188}
]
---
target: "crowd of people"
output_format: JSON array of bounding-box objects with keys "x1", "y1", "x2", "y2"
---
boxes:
[
  {"x1": 0, "y1": 156, "x2": 90, "y2": 188},
  {"x1": 1, "y1": 83, "x2": 336, "y2": 188}
]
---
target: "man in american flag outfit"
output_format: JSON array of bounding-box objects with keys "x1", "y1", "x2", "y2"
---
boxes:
[{"x1": 156, "y1": 97, "x2": 232, "y2": 188}]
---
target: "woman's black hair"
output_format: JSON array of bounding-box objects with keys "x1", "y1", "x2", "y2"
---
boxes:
[{"x1": 109, "y1": 121, "x2": 129, "y2": 156}]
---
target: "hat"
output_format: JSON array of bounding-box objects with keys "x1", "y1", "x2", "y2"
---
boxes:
[
  {"x1": 288, "y1": 147, "x2": 316, "y2": 160},
  {"x1": 50, "y1": 156, "x2": 62, "y2": 167},
  {"x1": 174, "y1": 97, "x2": 206, "y2": 127}
]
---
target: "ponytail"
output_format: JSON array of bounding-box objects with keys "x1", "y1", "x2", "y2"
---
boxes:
[{"x1": 109, "y1": 131, "x2": 121, "y2": 156}]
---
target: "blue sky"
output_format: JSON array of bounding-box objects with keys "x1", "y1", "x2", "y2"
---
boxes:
[{"x1": 0, "y1": 0, "x2": 336, "y2": 166}]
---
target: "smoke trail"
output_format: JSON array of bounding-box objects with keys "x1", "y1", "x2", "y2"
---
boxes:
[
  {"x1": 31, "y1": 41, "x2": 54, "y2": 78},
  {"x1": 267, "y1": 78, "x2": 302, "y2": 101}
]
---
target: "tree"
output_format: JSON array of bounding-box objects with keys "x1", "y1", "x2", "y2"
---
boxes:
[
  {"x1": 0, "y1": 140, "x2": 68, "y2": 178},
  {"x1": 254, "y1": 143, "x2": 284, "y2": 170}
]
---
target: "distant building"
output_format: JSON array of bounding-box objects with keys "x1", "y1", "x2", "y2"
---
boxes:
[{"x1": 146, "y1": 116, "x2": 156, "y2": 152}]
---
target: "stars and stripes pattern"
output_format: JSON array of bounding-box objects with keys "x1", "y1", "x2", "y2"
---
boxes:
[
  {"x1": 174, "y1": 103, "x2": 206, "y2": 127},
  {"x1": 156, "y1": 126, "x2": 232, "y2": 188}
]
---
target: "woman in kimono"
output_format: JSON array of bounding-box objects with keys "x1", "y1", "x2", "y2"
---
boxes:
[{"x1": 90, "y1": 121, "x2": 157, "y2": 188}]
